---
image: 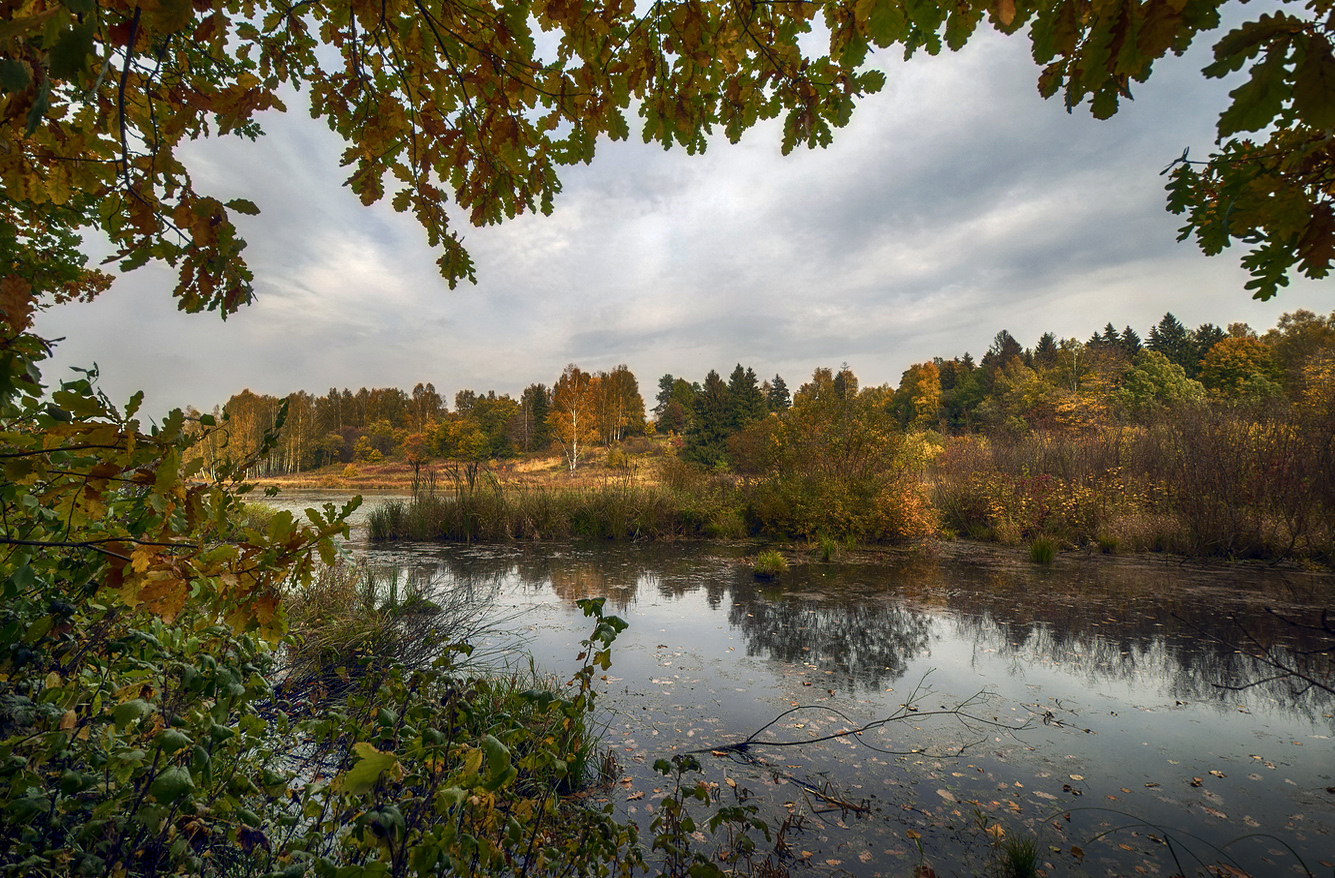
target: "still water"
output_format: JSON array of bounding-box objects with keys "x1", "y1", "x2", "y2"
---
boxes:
[{"x1": 267, "y1": 493, "x2": 1334, "y2": 875}]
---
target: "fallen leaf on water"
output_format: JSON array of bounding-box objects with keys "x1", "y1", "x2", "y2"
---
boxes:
[
  {"x1": 937, "y1": 789, "x2": 956, "y2": 802},
  {"x1": 1069, "y1": 774, "x2": 1084, "y2": 781},
  {"x1": 1190, "y1": 777, "x2": 1203, "y2": 787},
  {"x1": 1202, "y1": 806, "x2": 1227, "y2": 819},
  {"x1": 626, "y1": 791, "x2": 644, "y2": 801},
  {"x1": 1209, "y1": 770, "x2": 1226, "y2": 778},
  {"x1": 1070, "y1": 845, "x2": 1085, "y2": 861},
  {"x1": 858, "y1": 851, "x2": 873, "y2": 863},
  {"x1": 1145, "y1": 782, "x2": 1159, "y2": 788}
]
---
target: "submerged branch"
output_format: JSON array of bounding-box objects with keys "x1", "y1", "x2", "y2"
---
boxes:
[{"x1": 688, "y1": 676, "x2": 1030, "y2": 760}]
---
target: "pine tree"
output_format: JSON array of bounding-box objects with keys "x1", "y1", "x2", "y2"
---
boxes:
[
  {"x1": 654, "y1": 374, "x2": 675, "y2": 416},
  {"x1": 1120, "y1": 326, "x2": 1143, "y2": 356},
  {"x1": 685, "y1": 370, "x2": 733, "y2": 467},
  {"x1": 766, "y1": 374, "x2": 791, "y2": 412},
  {"x1": 727, "y1": 364, "x2": 766, "y2": 430},
  {"x1": 1148, "y1": 314, "x2": 1197, "y2": 375},
  {"x1": 1033, "y1": 332, "x2": 1060, "y2": 370}
]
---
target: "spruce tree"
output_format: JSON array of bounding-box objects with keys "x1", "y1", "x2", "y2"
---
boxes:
[
  {"x1": 684, "y1": 370, "x2": 732, "y2": 467},
  {"x1": 766, "y1": 374, "x2": 791, "y2": 412}
]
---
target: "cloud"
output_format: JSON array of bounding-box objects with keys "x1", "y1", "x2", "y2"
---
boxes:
[{"x1": 34, "y1": 24, "x2": 1334, "y2": 416}]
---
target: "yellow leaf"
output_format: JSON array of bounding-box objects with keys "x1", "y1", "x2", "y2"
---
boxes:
[{"x1": 131, "y1": 547, "x2": 154, "y2": 573}]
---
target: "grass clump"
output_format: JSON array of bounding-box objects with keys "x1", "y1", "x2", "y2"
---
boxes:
[
  {"x1": 753, "y1": 549, "x2": 788, "y2": 579},
  {"x1": 281, "y1": 560, "x2": 493, "y2": 694},
  {"x1": 1000, "y1": 834, "x2": 1041, "y2": 878},
  {"x1": 813, "y1": 533, "x2": 838, "y2": 562},
  {"x1": 1028, "y1": 536, "x2": 1056, "y2": 565}
]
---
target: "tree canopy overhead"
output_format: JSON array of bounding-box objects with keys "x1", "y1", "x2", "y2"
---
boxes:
[{"x1": 1, "y1": 0, "x2": 1332, "y2": 337}]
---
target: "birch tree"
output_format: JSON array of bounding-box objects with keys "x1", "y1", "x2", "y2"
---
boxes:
[{"x1": 548, "y1": 364, "x2": 597, "y2": 472}]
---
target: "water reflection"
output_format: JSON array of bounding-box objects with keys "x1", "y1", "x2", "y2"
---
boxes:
[
  {"x1": 727, "y1": 583, "x2": 932, "y2": 691},
  {"x1": 358, "y1": 541, "x2": 1333, "y2": 720},
  {"x1": 349, "y1": 539, "x2": 1334, "y2": 874}
]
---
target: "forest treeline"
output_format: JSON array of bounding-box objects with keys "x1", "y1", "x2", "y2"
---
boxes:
[
  {"x1": 197, "y1": 310, "x2": 1335, "y2": 560},
  {"x1": 198, "y1": 310, "x2": 1335, "y2": 478},
  {"x1": 190, "y1": 364, "x2": 647, "y2": 477}
]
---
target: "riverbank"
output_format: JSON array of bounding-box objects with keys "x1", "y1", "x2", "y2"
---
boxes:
[
  {"x1": 247, "y1": 446, "x2": 663, "y2": 492},
  {"x1": 248, "y1": 423, "x2": 1335, "y2": 566}
]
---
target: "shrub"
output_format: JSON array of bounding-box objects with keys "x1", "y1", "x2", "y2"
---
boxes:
[{"x1": 0, "y1": 364, "x2": 642, "y2": 878}]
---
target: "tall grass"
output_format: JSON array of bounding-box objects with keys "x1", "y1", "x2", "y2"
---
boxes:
[
  {"x1": 281, "y1": 559, "x2": 500, "y2": 697},
  {"x1": 930, "y1": 401, "x2": 1335, "y2": 561},
  {"x1": 369, "y1": 464, "x2": 742, "y2": 541}
]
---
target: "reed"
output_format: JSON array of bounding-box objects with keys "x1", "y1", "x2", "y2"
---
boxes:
[
  {"x1": 368, "y1": 472, "x2": 730, "y2": 542},
  {"x1": 930, "y1": 402, "x2": 1335, "y2": 562}
]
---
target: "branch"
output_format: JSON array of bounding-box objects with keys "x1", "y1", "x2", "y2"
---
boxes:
[
  {"x1": 0, "y1": 536, "x2": 199, "y2": 560},
  {"x1": 688, "y1": 677, "x2": 1028, "y2": 760},
  {"x1": 116, "y1": 6, "x2": 145, "y2": 201},
  {"x1": 0, "y1": 445, "x2": 133, "y2": 459}
]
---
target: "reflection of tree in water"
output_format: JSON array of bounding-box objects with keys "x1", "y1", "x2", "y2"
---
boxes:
[
  {"x1": 727, "y1": 583, "x2": 933, "y2": 692},
  {"x1": 359, "y1": 542, "x2": 1331, "y2": 721},
  {"x1": 546, "y1": 562, "x2": 638, "y2": 610},
  {"x1": 359, "y1": 555, "x2": 503, "y2": 611},
  {"x1": 944, "y1": 563, "x2": 1335, "y2": 724}
]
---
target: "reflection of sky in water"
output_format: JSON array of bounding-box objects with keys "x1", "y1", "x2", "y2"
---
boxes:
[{"x1": 351, "y1": 538, "x2": 1333, "y2": 876}]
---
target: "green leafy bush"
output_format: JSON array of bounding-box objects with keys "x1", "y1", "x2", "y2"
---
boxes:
[{"x1": 0, "y1": 351, "x2": 640, "y2": 878}]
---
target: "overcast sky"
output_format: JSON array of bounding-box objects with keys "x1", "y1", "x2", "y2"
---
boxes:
[{"x1": 35, "y1": 22, "x2": 1334, "y2": 417}]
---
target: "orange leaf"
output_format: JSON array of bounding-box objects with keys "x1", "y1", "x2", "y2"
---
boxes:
[
  {"x1": 137, "y1": 574, "x2": 189, "y2": 621},
  {"x1": 0, "y1": 275, "x2": 35, "y2": 332}
]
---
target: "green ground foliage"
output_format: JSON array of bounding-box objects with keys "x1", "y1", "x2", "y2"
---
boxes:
[{"x1": 0, "y1": 346, "x2": 645, "y2": 876}]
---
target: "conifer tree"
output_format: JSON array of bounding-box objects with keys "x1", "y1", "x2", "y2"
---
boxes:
[
  {"x1": 1148, "y1": 314, "x2": 1197, "y2": 375},
  {"x1": 766, "y1": 374, "x2": 791, "y2": 412},
  {"x1": 727, "y1": 364, "x2": 767, "y2": 431},
  {"x1": 685, "y1": 370, "x2": 732, "y2": 467}
]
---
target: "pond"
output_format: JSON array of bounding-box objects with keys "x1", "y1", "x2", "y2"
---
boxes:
[
  {"x1": 344, "y1": 535, "x2": 1334, "y2": 877},
  {"x1": 270, "y1": 492, "x2": 1334, "y2": 876}
]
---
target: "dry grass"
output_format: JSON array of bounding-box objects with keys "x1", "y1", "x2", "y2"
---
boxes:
[{"x1": 248, "y1": 438, "x2": 678, "y2": 492}]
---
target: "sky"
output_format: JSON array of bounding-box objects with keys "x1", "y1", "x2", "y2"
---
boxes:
[{"x1": 34, "y1": 20, "x2": 1335, "y2": 418}]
